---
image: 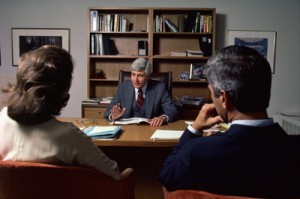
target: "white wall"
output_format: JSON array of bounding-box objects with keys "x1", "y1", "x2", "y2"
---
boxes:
[{"x1": 0, "y1": 0, "x2": 299, "y2": 118}]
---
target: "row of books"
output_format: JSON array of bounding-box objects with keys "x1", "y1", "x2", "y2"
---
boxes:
[
  {"x1": 154, "y1": 15, "x2": 178, "y2": 32},
  {"x1": 90, "y1": 10, "x2": 130, "y2": 32},
  {"x1": 194, "y1": 12, "x2": 213, "y2": 33},
  {"x1": 154, "y1": 12, "x2": 213, "y2": 33},
  {"x1": 90, "y1": 34, "x2": 118, "y2": 55}
]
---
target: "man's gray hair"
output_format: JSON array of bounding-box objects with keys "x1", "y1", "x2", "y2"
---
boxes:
[{"x1": 130, "y1": 58, "x2": 152, "y2": 76}]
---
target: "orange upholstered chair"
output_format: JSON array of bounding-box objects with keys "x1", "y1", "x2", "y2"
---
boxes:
[
  {"x1": 162, "y1": 187, "x2": 258, "y2": 199},
  {"x1": 0, "y1": 160, "x2": 135, "y2": 199}
]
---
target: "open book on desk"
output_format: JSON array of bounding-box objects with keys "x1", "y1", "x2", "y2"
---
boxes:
[
  {"x1": 112, "y1": 117, "x2": 151, "y2": 125},
  {"x1": 150, "y1": 130, "x2": 184, "y2": 141},
  {"x1": 83, "y1": 126, "x2": 121, "y2": 139}
]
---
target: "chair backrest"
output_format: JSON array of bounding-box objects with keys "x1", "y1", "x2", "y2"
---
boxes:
[
  {"x1": 119, "y1": 70, "x2": 173, "y2": 98},
  {"x1": 0, "y1": 160, "x2": 135, "y2": 199}
]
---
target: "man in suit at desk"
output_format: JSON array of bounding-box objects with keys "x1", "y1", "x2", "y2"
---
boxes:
[
  {"x1": 104, "y1": 58, "x2": 179, "y2": 127},
  {"x1": 159, "y1": 45, "x2": 300, "y2": 198}
]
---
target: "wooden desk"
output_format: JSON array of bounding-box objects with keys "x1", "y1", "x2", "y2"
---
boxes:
[
  {"x1": 58, "y1": 118, "x2": 188, "y2": 199},
  {"x1": 81, "y1": 102, "x2": 202, "y2": 120},
  {"x1": 74, "y1": 118, "x2": 186, "y2": 147}
]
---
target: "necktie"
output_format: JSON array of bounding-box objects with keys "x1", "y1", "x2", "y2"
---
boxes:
[{"x1": 137, "y1": 89, "x2": 144, "y2": 110}]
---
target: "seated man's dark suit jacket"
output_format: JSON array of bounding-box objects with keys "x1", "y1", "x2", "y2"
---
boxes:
[
  {"x1": 159, "y1": 123, "x2": 300, "y2": 198},
  {"x1": 104, "y1": 79, "x2": 179, "y2": 122}
]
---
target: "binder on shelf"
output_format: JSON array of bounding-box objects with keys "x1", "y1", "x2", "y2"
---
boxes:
[
  {"x1": 199, "y1": 36, "x2": 212, "y2": 56},
  {"x1": 138, "y1": 40, "x2": 148, "y2": 56}
]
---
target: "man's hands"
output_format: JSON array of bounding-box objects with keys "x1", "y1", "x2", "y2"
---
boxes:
[
  {"x1": 149, "y1": 116, "x2": 166, "y2": 127},
  {"x1": 192, "y1": 103, "x2": 223, "y2": 132},
  {"x1": 110, "y1": 103, "x2": 126, "y2": 120}
]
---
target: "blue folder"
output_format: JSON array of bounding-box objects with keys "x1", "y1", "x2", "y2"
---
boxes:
[{"x1": 83, "y1": 126, "x2": 122, "y2": 139}]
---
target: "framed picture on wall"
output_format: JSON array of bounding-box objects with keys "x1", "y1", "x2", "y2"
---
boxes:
[
  {"x1": 11, "y1": 28, "x2": 70, "y2": 66},
  {"x1": 228, "y1": 30, "x2": 276, "y2": 73}
]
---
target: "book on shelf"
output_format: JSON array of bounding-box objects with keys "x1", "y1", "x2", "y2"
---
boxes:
[
  {"x1": 90, "y1": 10, "x2": 99, "y2": 32},
  {"x1": 150, "y1": 130, "x2": 184, "y2": 141},
  {"x1": 186, "y1": 49, "x2": 204, "y2": 54},
  {"x1": 83, "y1": 126, "x2": 122, "y2": 140},
  {"x1": 170, "y1": 50, "x2": 204, "y2": 57},
  {"x1": 170, "y1": 51, "x2": 187, "y2": 57},
  {"x1": 164, "y1": 18, "x2": 178, "y2": 32},
  {"x1": 82, "y1": 98, "x2": 101, "y2": 104},
  {"x1": 178, "y1": 14, "x2": 185, "y2": 32},
  {"x1": 154, "y1": 15, "x2": 166, "y2": 32},
  {"x1": 186, "y1": 49, "x2": 204, "y2": 57},
  {"x1": 185, "y1": 12, "x2": 197, "y2": 32},
  {"x1": 187, "y1": 53, "x2": 204, "y2": 57},
  {"x1": 100, "y1": 97, "x2": 113, "y2": 104},
  {"x1": 90, "y1": 34, "x2": 118, "y2": 55},
  {"x1": 112, "y1": 117, "x2": 151, "y2": 125},
  {"x1": 194, "y1": 12, "x2": 201, "y2": 32}
]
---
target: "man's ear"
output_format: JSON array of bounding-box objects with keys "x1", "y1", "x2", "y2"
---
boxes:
[{"x1": 219, "y1": 90, "x2": 232, "y2": 110}]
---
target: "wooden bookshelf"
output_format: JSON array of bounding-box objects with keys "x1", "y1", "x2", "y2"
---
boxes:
[{"x1": 86, "y1": 7, "x2": 216, "y2": 116}]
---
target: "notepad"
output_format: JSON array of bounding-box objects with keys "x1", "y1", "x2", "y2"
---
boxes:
[
  {"x1": 83, "y1": 126, "x2": 121, "y2": 139},
  {"x1": 150, "y1": 130, "x2": 184, "y2": 141}
]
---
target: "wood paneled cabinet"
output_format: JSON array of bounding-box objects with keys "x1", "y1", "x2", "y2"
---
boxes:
[{"x1": 86, "y1": 7, "x2": 216, "y2": 118}]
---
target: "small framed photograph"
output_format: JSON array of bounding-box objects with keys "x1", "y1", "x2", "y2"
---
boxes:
[
  {"x1": 189, "y1": 63, "x2": 206, "y2": 80},
  {"x1": 228, "y1": 30, "x2": 276, "y2": 73},
  {"x1": 179, "y1": 71, "x2": 190, "y2": 81},
  {"x1": 11, "y1": 28, "x2": 70, "y2": 66}
]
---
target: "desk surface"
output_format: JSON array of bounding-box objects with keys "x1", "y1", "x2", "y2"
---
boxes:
[{"x1": 58, "y1": 118, "x2": 188, "y2": 147}]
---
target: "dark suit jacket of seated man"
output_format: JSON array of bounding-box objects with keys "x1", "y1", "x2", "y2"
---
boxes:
[
  {"x1": 104, "y1": 58, "x2": 179, "y2": 127},
  {"x1": 159, "y1": 45, "x2": 300, "y2": 198},
  {"x1": 104, "y1": 79, "x2": 178, "y2": 122}
]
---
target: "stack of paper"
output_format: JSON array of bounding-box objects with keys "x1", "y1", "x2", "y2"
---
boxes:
[
  {"x1": 83, "y1": 126, "x2": 121, "y2": 139},
  {"x1": 150, "y1": 130, "x2": 184, "y2": 141}
]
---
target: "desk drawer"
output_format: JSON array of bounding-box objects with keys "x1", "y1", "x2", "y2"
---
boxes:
[{"x1": 83, "y1": 107, "x2": 106, "y2": 119}]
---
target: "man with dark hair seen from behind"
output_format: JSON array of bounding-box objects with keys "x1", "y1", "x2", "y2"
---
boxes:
[{"x1": 159, "y1": 45, "x2": 300, "y2": 198}]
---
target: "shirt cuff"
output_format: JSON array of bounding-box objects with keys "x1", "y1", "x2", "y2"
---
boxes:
[
  {"x1": 187, "y1": 124, "x2": 203, "y2": 135},
  {"x1": 108, "y1": 114, "x2": 113, "y2": 122},
  {"x1": 160, "y1": 115, "x2": 169, "y2": 122}
]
